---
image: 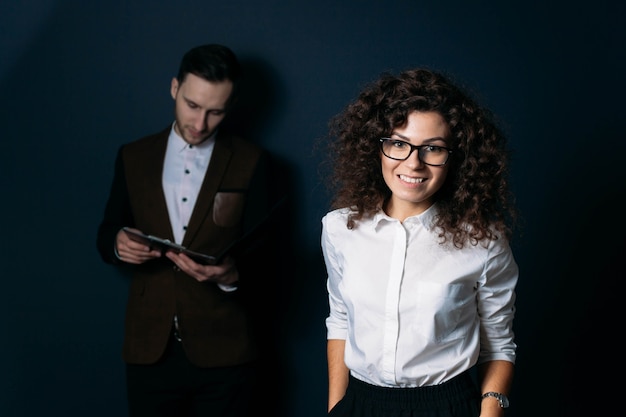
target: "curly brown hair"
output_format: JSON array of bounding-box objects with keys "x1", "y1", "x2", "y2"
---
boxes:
[{"x1": 321, "y1": 68, "x2": 518, "y2": 248}]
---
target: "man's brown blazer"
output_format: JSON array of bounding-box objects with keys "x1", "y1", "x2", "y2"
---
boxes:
[{"x1": 96, "y1": 126, "x2": 271, "y2": 368}]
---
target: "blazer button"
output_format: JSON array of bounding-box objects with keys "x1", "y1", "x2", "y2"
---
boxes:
[{"x1": 173, "y1": 265, "x2": 180, "y2": 272}]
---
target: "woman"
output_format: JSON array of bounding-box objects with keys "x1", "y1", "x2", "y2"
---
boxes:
[{"x1": 321, "y1": 68, "x2": 519, "y2": 417}]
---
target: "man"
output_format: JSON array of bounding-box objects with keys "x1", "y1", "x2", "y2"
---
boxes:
[{"x1": 96, "y1": 44, "x2": 275, "y2": 417}]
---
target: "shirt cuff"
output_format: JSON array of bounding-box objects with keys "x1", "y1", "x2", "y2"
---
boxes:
[
  {"x1": 114, "y1": 243, "x2": 122, "y2": 260},
  {"x1": 217, "y1": 283, "x2": 239, "y2": 292}
]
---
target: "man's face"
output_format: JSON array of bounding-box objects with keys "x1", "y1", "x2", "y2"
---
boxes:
[{"x1": 170, "y1": 73, "x2": 234, "y2": 145}]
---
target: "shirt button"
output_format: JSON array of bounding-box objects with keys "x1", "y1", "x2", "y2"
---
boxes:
[
  {"x1": 185, "y1": 169, "x2": 190, "y2": 174},
  {"x1": 182, "y1": 197, "x2": 187, "y2": 202}
]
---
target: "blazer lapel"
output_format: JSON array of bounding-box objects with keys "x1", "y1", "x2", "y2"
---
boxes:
[
  {"x1": 136, "y1": 131, "x2": 173, "y2": 239},
  {"x1": 182, "y1": 135, "x2": 233, "y2": 247}
]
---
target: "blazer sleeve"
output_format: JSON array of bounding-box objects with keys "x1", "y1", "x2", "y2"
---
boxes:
[{"x1": 96, "y1": 145, "x2": 134, "y2": 264}]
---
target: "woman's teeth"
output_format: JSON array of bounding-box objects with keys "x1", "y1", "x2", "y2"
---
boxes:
[{"x1": 399, "y1": 175, "x2": 425, "y2": 183}]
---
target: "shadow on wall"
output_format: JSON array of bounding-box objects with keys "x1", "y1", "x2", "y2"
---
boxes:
[
  {"x1": 221, "y1": 55, "x2": 286, "y2": 145},
  {"x1": 556, "y1": 133, "x2": 626, "y2": 416},
  {"x1": 510, "y1": 126, "x2": 626, "y2": 417},
  {"x1": 220, "y1": 54, "x2": 328, "y2": 416}
]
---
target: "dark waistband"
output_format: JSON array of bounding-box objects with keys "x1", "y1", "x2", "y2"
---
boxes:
[{"x1": 347, "y1": 371, "x2": 478, "y2": 407}]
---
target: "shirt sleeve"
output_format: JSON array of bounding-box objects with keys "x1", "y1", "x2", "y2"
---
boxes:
[
  {"x1": 476, "y1": 239, "x2": 519, "y2": 364},
  {"x1": 321, "y1": 214, "x2": 349, "y2": 341}
]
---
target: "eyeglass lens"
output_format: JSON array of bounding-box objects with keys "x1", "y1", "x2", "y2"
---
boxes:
[{"x1": 380, "y1": 139, "x2": 449, "y2": 165}]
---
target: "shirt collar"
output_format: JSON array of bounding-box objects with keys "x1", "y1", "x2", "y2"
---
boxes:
[
  {"x1": 168, "y1": 122, "x2": 217, "y2": 153},
  {"x1": 371, "y1": 202, "x2": 439, "y2": 231}
]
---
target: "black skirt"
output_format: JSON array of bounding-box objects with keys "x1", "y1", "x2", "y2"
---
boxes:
[{"x1": 328, "y1": 371, "x2": 480, "y2": 417}]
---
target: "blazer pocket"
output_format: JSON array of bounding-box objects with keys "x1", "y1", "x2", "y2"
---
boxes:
[{"x1": 213, "y1": 191, "x2": 245, "y2": 227}]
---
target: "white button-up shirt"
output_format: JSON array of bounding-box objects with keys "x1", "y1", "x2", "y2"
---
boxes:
[
  {"x1": 162, "y1": 124, "x2": 235, "y2": 292},
  {"x1": 322, "y1": 203, "x2": 518, "y2": 387},
  {"x1": 162, "y1": 125, "x2": 215, "y2": 244}
]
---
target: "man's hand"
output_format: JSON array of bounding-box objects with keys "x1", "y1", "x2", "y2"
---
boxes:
[
  {"x1": 165, "y1": 252, "x2": 239, "y2": 285},
  {"x1": 115, "y1": 228, "x2": 162, "y2": 264}
]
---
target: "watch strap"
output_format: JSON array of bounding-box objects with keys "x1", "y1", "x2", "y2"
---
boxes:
[{"x1": 481, "y1": 391, "x2": 509, "y2": 408}]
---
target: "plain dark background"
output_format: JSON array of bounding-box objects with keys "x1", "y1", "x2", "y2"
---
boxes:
[{"x1": 2, "y1": 1, "x2": 624, "y2": 416}]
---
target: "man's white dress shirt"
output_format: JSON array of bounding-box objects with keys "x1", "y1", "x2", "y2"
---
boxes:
[{"x1": 162, "y1": 124, "x2": 235, "y2": 292}]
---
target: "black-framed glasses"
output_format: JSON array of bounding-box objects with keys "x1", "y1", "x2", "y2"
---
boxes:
[{"x1": 379, "y1": 138, "x2": 452, "y2": 166}]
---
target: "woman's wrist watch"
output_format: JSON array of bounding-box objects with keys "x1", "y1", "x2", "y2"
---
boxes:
[{"x1": 481, "y1": 392, "x2": 510, "y2": 408}]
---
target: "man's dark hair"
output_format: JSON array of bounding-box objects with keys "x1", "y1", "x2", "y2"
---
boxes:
[{"x1": 176, "y1": 44, "x2": 242, "y2": 102}]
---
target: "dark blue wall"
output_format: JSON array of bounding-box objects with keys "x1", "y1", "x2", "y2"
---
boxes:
[{"x1": 2, "y1": 1, "x2": 624, "y2": 415}]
